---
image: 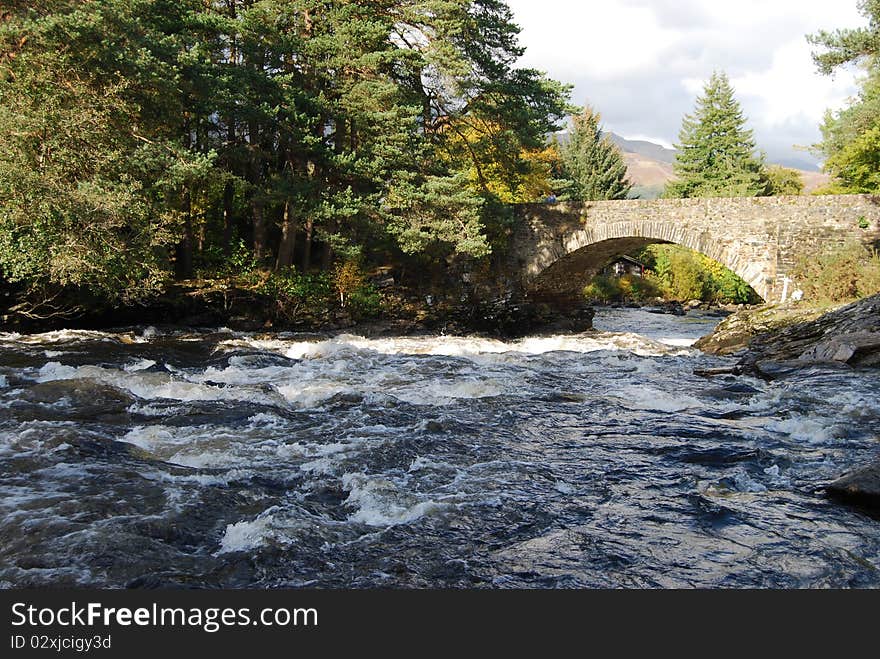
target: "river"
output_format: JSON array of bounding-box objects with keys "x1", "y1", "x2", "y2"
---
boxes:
[{"x1": 1, "y1": 308, "x2": 879, "y2": 588}]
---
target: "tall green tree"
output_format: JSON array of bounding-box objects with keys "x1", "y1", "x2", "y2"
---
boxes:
[
  {"x1": 809, "y1": 0, "x2": 880, "y2": 193},
  {"x1": 666, "y1": 71, "x2": 769, "y2": 199},
  {"x1": 0, "y1": 0, "x2": 214, "y2": 305},
  {"x1": 558, "y1": 107, "x2": 632, "y2": 201},
  {"x1": 0, "y1": 0, "x2": 571, "y2": 312}
]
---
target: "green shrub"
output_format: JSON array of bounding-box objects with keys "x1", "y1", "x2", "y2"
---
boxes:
[
  {"x1": 637, "y1": 244, "x2": 758, "y2": 304},
  {"x1": 793, "y1": 241, "x2": 880, "y2": 303},
  {"x1": 583, "y1": 275, "x2": 621, "y2": 303}
]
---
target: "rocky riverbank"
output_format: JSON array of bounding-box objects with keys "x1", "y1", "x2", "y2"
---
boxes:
[
  {"x1": 693, "y1": 303, "x2": 835, "y2": 356},
  {"x1": 696, "y1": 294, "x2": 880, "y2": 511},
  {"x1": 0, "y1": 279, "x2": 596, "y2": 339},
  {"x1": 739, "y1": 294, "x2": 880, "y2": 371},
  {"x1": 695, "y1": 294, "x2": 880, "y2": 372}
]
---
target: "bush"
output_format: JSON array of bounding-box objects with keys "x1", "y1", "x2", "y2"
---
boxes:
[
  {"x1": 637, "y1": 244, "x2": 758, "y2": 304},
  {"x1": 256, "y1": 264, "x2": 384, "y2": 321},
  {"x1": 332, "y1": 261, "x2": 383, "y2": 319},
  {"x1": 583, "y1": 275, "x2": 621, "y2": 303},
  {"x1": 583, "y1": 273, "x2": 660, "y2": 303},
  {"x1": 793, "y1": 241, "x2": 880, "y2": 303}
]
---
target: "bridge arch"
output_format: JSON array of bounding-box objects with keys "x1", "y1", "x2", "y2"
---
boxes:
[
  {"x1": 529, "y1": 220, "x2": 770, "y2": 302},
  {"x1": 507, "y1": 196, "x2": 880, "y2": 305}
]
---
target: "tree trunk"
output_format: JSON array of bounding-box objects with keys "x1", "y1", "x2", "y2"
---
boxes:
[
  {"x1": 321, "y1": 242, "x2": 332, "y2": 271},
  {"x1": 249, "y1": 119, "x2": 268, "y2": 262},
  {"x1": 275, "y1": 199, "x2": 297, "y2": 271},
  {"x1": 178, "y1": 186, "x2": 194, "y2": 279},
  {"x1": 222, "y1": 179, "x2": 235, "y2": 255},
  {"x1": 302, "y1": 216, "x2": 313, "y2": 272}
]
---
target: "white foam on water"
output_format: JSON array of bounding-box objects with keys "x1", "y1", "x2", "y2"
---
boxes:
[
  {"x1": 658, "y1": 338, "x2": 698, "y2": 347},
  {"x1": 121, "y1": 426, "x2": 195, "y2": 454},
  {"x1": 35, "y1": 362, "x2": 278, "y2": 406},
  {"x1": 275, "y1": 382, "x2": 356, "y2": 408},
  {"x1": 246, "y1": 413, "x2": 290, "y2": 430},
  {"x1": 0, "y1": 374, "x2": 7, "y2": 388},
  {"x1": 218, "y1": 331, "x2": 692, "y2": 364},
  {"x1": 126, "y1": 402, "x2": 189, "y2": 417},
  {"x1": 217, "y1": 509, "x2": 282, "y2": 554},
  {"x1": 767, "y1": 416, "x2": 839, "y2": 444},
  {"x1": 731, "y1": 471, "x2": 769, "y2": 493},
  {"x1": 388, "y1": 379, "x2": 504, "y2": 406},
  {"x1": 0, "y1": 421, "x2": 80, "y2": 455},
  {"x1": 615, "y1": 384, "x2": 703, "y2": 413},
  {"x1": 125, "y1": 359, "x2": 157, "y2": 373},
  {"x1": 342, "y1": 473, "x2": 447, "y2": 527},
  {"x1": 554, "y1": 482, "x2": 576, "y2": 495},
  {"x1": 121, "y1": 424, "x2": 274, "y2": 468},
  {"x1": 408, "y1": 456, "x2": 454, "y2": 473},
  {"x1": 7, "y1": 329, "x2": 124, "y2": 345}
]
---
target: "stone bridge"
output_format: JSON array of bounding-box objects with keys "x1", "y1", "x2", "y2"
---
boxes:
[{"x1": 506, "y1": 194, "x2": 880, "y2": 303}]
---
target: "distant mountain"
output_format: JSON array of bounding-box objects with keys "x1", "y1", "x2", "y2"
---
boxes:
[
  {"x1": 768, "y1": 155, "x2": 824, "y2": 172},
  {"x1": 607, "y1": 133, "x2": 677, "y2": 164},
  {"x1": 549, "y1": 130, "x2": 829, "y2": 197},
  {"x1": 603, "y1": 132, "x2": 829, "y2": 197}
]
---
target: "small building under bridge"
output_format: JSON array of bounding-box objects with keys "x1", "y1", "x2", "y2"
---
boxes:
[{"x1": 603, "y1": 255, "x2": 646, "y2": 278}]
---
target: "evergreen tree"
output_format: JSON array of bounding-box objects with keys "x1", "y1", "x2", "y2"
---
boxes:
[
  {"x1": 809, "y1": 0, "x2": 880, "y2": 193},
  {"x1": 666, "y1": 71, "x2": 769, "y2": 199},
  {"x1": 559, "y1": 107, "x2": 632, "y2": 201},
  {"x1": 0, "y1": 0, "x2": 571, "y2": 311}
]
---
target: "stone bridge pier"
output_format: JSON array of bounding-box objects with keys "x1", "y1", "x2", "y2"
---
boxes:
[{"x1": 504, "y1": 195, "x2": 880, "y2": 304}]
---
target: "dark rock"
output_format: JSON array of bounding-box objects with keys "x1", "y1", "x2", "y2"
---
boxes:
[
  {"x1": 694, "y1": 303, "x2": 828, "y2": 356},
  {"x1": 826, "y1": 459, "x2": 880, "y2": 509},
  {"x1": 738, "y1": 294, "x2": 880, "y2": 371},
  {"x1": 798, "y1": 331, "x2": 880, "y2": 366},
  {"x1": 693, "y1": 366, "x2": 743, "y2": 378}
]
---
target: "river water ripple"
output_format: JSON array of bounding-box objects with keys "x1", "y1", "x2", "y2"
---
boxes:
[{"x1": 1, "y1": 308, "x2": 879, "y2": 588}]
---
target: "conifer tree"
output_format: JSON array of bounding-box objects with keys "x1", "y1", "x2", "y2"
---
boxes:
[
  {"x1": 559, "y1": 107, "x2": 632, "y2": 200},
  {"x1": 666, "y1": 72, "x2": 769, "y2": 198},
  {"x1": 809, "y1": 0, "x2": 880, "y2": 193}
]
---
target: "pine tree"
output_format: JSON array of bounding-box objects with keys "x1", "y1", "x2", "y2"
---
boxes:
[
  {"x1": 559, "y1": 107, "x2": 632, "y2": 201},
  {"x1": 809, "y1": 0, "x2": 880, "y2": 193},
  {"x1": 666, "y1": 71, "x2": 768, "y2": 199}
]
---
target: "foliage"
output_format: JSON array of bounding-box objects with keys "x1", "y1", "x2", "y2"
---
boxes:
[
  {"x1": 0, "y1": 0, "x2": 571, "y2": 312},
  {"x1": 765, "y1": 166, "x2": 805, "y2": 196},
  {"x1": 807, "y1": 0, "x2": 880, "y2": 75},
  {"x1": 665, "y1": 72, "x2": 769, "y2": 199},
  {"x1": 559, "y1": 107, "x2": 632, "y2": 201},
  {"x1": 637, "y1": 245, "x2": 760, "y2": 304},
  {"x1": 0, "y1": 1, "x2": 211, "y2": 302},
  {"x1": 583, "y1": 273, "x2": 659, "y2": 304},
  {"x1": 792, "y1": 241, "x2": 880, "y2": 303},
  {"x1": 333, "y1": 262, "x2": 360, "y2": 306},
  {"x1": 809, "y1": 1, "x2": 880, "y2": 193},
  {"x1": 583, "y1": 275, "x2": 622, "y2": 304}
]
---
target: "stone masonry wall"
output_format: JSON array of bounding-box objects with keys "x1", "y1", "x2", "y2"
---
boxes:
[{"x1": 508, "y1": 195, "x2": 880, "y2": 303}]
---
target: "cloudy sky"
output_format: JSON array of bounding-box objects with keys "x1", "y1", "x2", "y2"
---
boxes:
[{"x1": 505, "y1": 0, "x2": 867, "y2": 168}]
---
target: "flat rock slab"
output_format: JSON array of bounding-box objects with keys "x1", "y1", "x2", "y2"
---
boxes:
[
  {"x1": 799, "y1": 331, "x2": 880, "y2": 365},
  {"x1": 826, "y1": 460, "x2": 880, "y2": 509},
  {"x1": 733, "y1": 294, "x2": 880, "y2": 370}
]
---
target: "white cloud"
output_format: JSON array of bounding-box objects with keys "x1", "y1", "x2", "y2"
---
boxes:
[
  {"x1": 505, "y1": 0, "x2": 866, "y2": 163},
  {"x1": 508, "y1": 1, "x2": 681, "y2": 80},
  {"x1": 732, "y1": 39, "x2": 858, "y2": 128}
]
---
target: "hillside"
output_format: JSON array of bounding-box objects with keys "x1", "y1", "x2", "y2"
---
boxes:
[{"x1": 605, "y1": 133, "x2": 831, "y2": 198}]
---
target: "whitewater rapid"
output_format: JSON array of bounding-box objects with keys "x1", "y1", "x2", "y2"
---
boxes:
[{"x1": 1, "y1": 309, "x2": 878, "y2": 588}]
